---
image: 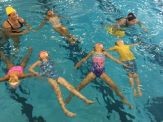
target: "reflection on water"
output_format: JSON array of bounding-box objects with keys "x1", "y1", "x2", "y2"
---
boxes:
[{"x1": 146, "y1": 96, "x2": 163, "y2": 122}]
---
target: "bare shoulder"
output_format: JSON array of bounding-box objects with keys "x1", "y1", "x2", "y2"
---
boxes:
[
  {"x1": 117, "y1": 18, "x2": 126, "y2": 25},
  {"x1": 18, "y1": 17, "x2": 25, "y2": 23},
  {"x1": 2, "y1": 21, "x2": 11, "y2": 29}
]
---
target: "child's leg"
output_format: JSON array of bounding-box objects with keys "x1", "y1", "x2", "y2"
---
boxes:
[
  {"x1": 100, "y1": 72, "x2": 133, "y2": 108},
  {"x1": 0, "y1": 51, "x2": 14, "y2": 69},
  {"x1": 57, "y1": 77, "x2": 94, "y2": 104},
  {"x1": 20, "y1": 47, "x2": 32, "y2": 68},
  {"x1": 134, "y1": 73, "x2": 142, "y2": 96},
  {"x1": 48, "y1": 78, "x2": 76, "y2": 117},
  {"x1": 128, "y1": 73, "x2": 137, "y2": 96},
  {"x1": 65, "y1": 72, "x2": 96, "y2": 104},
  {"x1": 56, "y1": 26, "x2": 77, "y2": 44}
]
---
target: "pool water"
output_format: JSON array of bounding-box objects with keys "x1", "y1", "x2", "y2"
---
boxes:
[{"x1": 0, "y1": 0, "x2": 163, "y2": 122}]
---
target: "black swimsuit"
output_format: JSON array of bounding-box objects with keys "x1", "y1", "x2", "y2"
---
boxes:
[{"x1": 7, "y1": 19, "x2": 24, "y2": 33}]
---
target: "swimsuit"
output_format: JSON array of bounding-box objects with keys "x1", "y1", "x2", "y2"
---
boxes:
[
  {"x1": 91, "y1": 53, "x2": 105, "y2": 77},
  {"x1": 7, "y1": 66, "x2": 23, "y2": 76},
  {"x1": 123, "y1": 60, "x2": 137, "y2": 73},
  {"x1": 7, "y1": 19, "x2": 24, "y2": 33},
  {"x1": 40, "y1": 60, "x2": 59, "y2": 79}
]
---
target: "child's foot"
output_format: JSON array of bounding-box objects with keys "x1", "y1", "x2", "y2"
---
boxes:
[
  {"x1": 138, "y1": 90, "x2": 142, "y2": 96},
  {"x1": 85, "y1": 99, "x2": 95, "y2": 105},
  {"x1": 137, "y1": 85, "x2": 143, "y2": 96},
  {"x1": 134, "y1": 90, "x2": 138, "y2": 97},
  {"x1": 69, "y1": 37, "x2": 77, "y2": 45},
  {"x1": 64, "y1": 109, "x2": 76, "y2": 117},
  {"x1": 121, "y1": 98, "x2": 133, "y2": 109}
]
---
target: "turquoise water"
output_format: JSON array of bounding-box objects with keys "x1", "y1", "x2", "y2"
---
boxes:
[{"x1": 0, "y1": 0, "x2": 163, "y2": 122}]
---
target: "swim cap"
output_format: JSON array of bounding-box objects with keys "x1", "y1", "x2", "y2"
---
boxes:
[
  {"x1": 127, "y1": 13, "x2": 136, "y2": 21},
  {"x1": 6, "y1": 6, "x2": 16, "y2": 15},
  {"x1": 39, "y1": 51, "x2": 48, "y2": 59}
]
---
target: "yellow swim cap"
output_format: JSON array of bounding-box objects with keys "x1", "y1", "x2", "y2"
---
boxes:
[{"x1": 6, "y1": 6, "x2": 16, "y2": 15}]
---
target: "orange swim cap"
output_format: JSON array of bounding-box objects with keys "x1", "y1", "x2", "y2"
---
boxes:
[{"x1": 39, "y1": 51, "x2": 48, "y2": 59}]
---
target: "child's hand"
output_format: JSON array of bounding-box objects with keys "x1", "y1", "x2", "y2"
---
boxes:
[{"x1": 123, "y1": 64, "x2": 130, "y2": 68}]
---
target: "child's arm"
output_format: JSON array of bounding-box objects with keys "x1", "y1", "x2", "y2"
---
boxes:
[
  {"x1": 0, "y1": 75, "x2": 9, "y2": 82},
  {"x1": 28, "y1": 60, "x2": 41, "y2": 76},
  {"x1": 104, "y1": 51, "x2": 128, "y2": 67},
  {"x1": 33, "y1": 17, "x2": 48, "y2": 31},
  {"x1": 137, "y1": 21, "x2": 147, "y2": 32},
  {"x1": 75, "y1": 51, "x2": 93, "y2": 68},
  {"x1": 108, "y1": 46, "x2": 116, "y2": 51},
  {"x1": 129, "y1": 41, "x2": 141, "y2": 47},
  {"x1": 21, "y1": 73, "x2": 36, "y2": 78}
]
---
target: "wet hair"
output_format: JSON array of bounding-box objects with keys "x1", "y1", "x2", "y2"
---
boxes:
[{"x1": 127, "y1": 13, "x2": 136, "y2": 21}]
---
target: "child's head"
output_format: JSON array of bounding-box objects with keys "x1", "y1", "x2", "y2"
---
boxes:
[
  {"x1": 47, "y1": 10, "x2": 54, "y2": 16},
  {"x1": 94, "y1": 43, "x2": 104, "y2": 52},
  {"x1": 39, "y1": 51, "x2": 49, "y2": 60},
  {"x1": 115, "y1": 40, "x2": 124, "y2": 46},
  {"x1": 127, "y1": 13, "x2": 137, "y2": 24},
  {"x1": 8, "y1": 74, "x2": 20, "y2": 88}
]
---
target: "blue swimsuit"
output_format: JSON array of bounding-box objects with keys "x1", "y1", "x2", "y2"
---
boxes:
[
  {"x1": 40, "y1": 60, "x2": 59, "y2": 79},
  {"x1": 91, "y1": 53, "x2": 105, "y2": 77}
]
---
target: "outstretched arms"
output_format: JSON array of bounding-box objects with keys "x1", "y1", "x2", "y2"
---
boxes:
[
  {"x1": 104, "y1": 51, "x2": 128, "y2": 67},
  {"x1": 33, "y1": 17, "x2": 48, "y2": 31},
  {"x1": 28, "y1": 60, "x2": 41, "y2": 76},
  {"x1": 75, "y1": 51, "x2": 93, "y2": 68},
  {"x1": 0, "y1": 75, "x2": 9, "y2": 82}
]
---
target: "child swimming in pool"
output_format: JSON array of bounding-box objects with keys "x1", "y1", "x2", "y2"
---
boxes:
[
  {"x1": 0, "y1": 47, "x2": 33, "y2": 88},
  {"x1": 65, "y1": 43, "x2": 133, "y2": 109},
  {"x1": 29, "y1": 51, "x2": 94, "y2": 117},
  {"x1": 107, "y1": 12, "x2": 147, "y2": 37},
  {"x1": 109, "y1": 40, "x2": 142, "y2": 96},
  {"x1": 34, "y1": 10, "x2": 77, "y2": 44}
]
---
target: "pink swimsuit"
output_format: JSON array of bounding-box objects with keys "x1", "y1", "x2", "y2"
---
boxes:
[{"x1": 7, "y1": 66, "x2": 23, "y2": 76}]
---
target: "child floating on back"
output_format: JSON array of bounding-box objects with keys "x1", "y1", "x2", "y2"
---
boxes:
[
  {"x1": 34, "y1": 10, "x2": 77, "y2": 44},
  {"x1": 109, "y1": 40, "x2": 142, "y2": 97},
  {"x1": 29, "y1": 51, "x2": 94, "y2": 117}
]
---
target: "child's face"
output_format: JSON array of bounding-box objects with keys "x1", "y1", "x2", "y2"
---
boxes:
[
  {"x1": 9, "y1": 74, "x2": 19, "y2": 83},
  {"x1": 47, "y1": 10, "x2": 53, "y2": 16},
  {"x1": 94, "y1": 43, "x2": 104, "y2": 52}
]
